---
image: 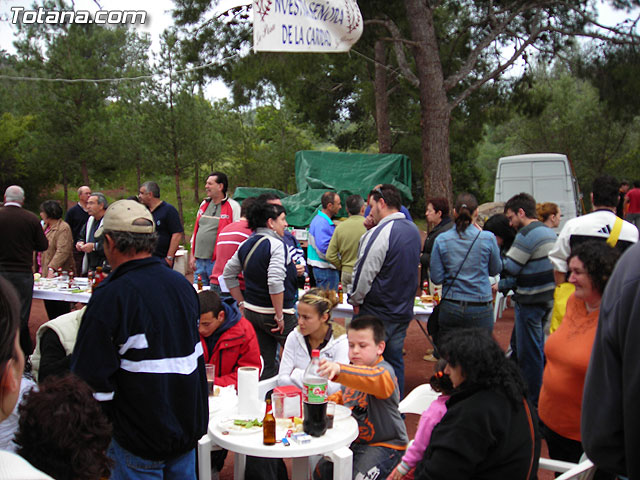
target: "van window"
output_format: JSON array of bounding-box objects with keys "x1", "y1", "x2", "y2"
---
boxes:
[
  {"x1": 501, "y1": 162, "x2": 529, "y2": 177},
  {"x1": 533, "y1": 161, "x2": 565, "y2": 176}
]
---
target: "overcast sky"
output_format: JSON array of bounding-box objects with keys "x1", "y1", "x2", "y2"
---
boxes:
[{"x1": 0, "y1": 0, "x2": 638, "y2": 100}]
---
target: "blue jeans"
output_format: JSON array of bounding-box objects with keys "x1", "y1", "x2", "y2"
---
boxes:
[
  {"x1": 209, "y1": 283, "x2": 233, "y2": 300},
  {"x1": 314, "y1": 443, "x2": 403, "y2": 480},
  {"x1": 382, "y1": 321, "x2": 410, "y2": 398},
  {"x1": 514, "y1": 302, "x2": 551, "y2": 406},
  {"x1": 312, "y1": 267, "x2": 339, "y2": 291},
  {"x1": 107, "y1": 439, "x2": 196, "y2": 479},
  {"x1": 437, "y1": 299, "x2": 494, "y2": 343},
  {"x1": 194, "y1": 258, "x2": 214, "y2": 286}
]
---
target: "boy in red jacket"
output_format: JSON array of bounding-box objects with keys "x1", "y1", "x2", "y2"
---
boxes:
[{"x1": 198, "y1": 290, "x2": 261, "y2": 387}]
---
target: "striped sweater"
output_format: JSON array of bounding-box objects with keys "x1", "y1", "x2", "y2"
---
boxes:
[
  {"x1": 329, "y1": 358, "x2": 408, "y2": 450},
  {"x1": 503, "y1": 221, "x2": 557, "y2": 304}
]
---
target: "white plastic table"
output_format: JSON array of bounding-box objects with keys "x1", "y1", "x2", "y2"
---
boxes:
[
  {"x1": 33, "y1": 283, "x2": 91, "y2": 303},
  {"x1": 331, "y1": 299, "x2": 432, "y2": 323},
  {"x1": 207, "y1": 406, "x2": 359, "y2": 480}
]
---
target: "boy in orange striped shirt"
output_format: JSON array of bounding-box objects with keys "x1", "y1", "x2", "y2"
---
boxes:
[{"x1": 315, "y1": 315, "x2": 408, "y2": 480}]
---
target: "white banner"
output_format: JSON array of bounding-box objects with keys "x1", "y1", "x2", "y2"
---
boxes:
[{"x1": 253, "y1": 0, "x2": 363, "y2": 53}]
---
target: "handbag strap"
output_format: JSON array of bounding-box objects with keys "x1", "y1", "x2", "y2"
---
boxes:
[
  {"x1": 523, "y1": 398, "x2": 535, "y2": 480},
  {"x1": 243, "y1": 235, "x2": 270, "y2": 270},
  {"x1": 441, "y1": 229, "x2": 482, "y2": 301}
]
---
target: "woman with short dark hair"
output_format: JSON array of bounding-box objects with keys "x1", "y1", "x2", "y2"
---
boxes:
[
  {"x1": 38, "y1": 200, "x2": 75, "y2": 276},
  {"x1": 420, "y1": 197, "x2": 454, "y2": 288},
  {"x1": 538, "y1": 241, "x2": 619, "y2": 477},
  {"x1": 38, "y1": 200, "x2": 75, "y2": 320},
  {"x1": 414, "y1": 329, "x2": 540, "y2": 479}
]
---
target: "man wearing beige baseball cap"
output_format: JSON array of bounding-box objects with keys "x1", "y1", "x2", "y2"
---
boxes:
[{"x1": 71, "y1": 200, "x2": 208, "y2": 478}]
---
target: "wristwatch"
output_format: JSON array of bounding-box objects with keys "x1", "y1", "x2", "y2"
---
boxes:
[{"x1": 166, "y1": 256, "x2": 174, "y2": 261}]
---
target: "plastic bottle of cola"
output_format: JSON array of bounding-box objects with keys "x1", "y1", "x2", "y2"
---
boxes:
[{"x1": 302, "y1": 349, "x2": 328, "y2": 437}]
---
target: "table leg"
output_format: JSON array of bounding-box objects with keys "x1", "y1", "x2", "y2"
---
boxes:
[
  {"x1": 197, "y1": 435, "x2": 212, "y2": 480},
  {"x1": 233, "y1": 453, "x2": 246, "y2": 480},
  {"x1": 291, "y1": 457, "x2": 310, "y2": 480},
  {"x1": 326, "y1": 446, "x2": 353, "y2": 480}
]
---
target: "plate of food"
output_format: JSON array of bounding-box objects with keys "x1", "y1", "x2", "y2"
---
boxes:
[
  {"x1": 275, "y1": 416, "x2": 304, "y2": 433},
  {"x1": 217, "y1": 415, "x2": 263, "y2": 434},
  {"x1": 334, "y1": 404, "x2": 352, "y2": 421}
]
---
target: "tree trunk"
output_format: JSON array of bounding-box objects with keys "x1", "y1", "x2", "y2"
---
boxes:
[
  {"x1": 81, "y1": 159, "x2": 89, "y2": 185},
  {"x1": 404, "y1": 0, "x2": 453, "y2": 205},
  {"x1": 194, "y1": 160, "x2": 200, "y2": 203},
  {"x1": 62, "y1": 168, "x2": 68, "y2": 211},
  {"x1": 136, "y1": 155, "x2": 141, "y2": 191},
  {"x1": 174, "y1": 146, "x2": 184, "y2": 226},
  {"x1": 374, "y1": 40, "x2": 392, "y2": 154}
]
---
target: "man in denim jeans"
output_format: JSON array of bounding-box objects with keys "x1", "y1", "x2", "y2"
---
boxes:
[
  {"x1": 349, "y1": 185, "x2": 421, "y2": 398},
  {"x1": 72, "y1": 200, "x2": 208, "y2": 479},
  {"x1": 503, "y1": 193, "x2": 557, "y2": 406}
]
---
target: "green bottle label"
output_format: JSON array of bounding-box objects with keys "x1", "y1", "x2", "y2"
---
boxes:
[{"x1": 303, "y1": 382, "x2": 327, "y2": 404}]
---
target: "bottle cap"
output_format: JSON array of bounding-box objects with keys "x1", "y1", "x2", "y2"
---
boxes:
[{"x1": 311, "y1": 349, "x2": 320, "y2": 358}]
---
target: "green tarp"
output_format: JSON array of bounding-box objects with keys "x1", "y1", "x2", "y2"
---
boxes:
[
  {"x1": 295, "y1": 151, "x2": 413, "y2": 202},
  {"x1": 232, "y1": 187, "x2": 288, "y2": 203},
  {"x1": 231, "y1": 151, "x2": 413, "y2": 227}
]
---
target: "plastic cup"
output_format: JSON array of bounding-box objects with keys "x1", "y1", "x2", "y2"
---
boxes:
[
  {"x1": 272, "y1": 392, "x2": 286, "y2": 419},
  {"x1": 326, "y1": 401, "x2": 336, "y2": 428},
  {"x1": 205, "y1": 364, "x2": 215, "y2": 396}
]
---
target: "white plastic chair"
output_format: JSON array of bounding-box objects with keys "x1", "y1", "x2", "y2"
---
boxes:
[
  {"x1": 538, "y1": 457, "x2": 596, "y2": 480},
  {"x1": 399, "y1": 383, "x2": 438, "y2": 415},
  {"x1": 493, "y1": 289, "x2": 513, "y2": 322}
]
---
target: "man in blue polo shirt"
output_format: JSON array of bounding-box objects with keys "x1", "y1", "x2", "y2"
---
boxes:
[
  {"x1": 139, "y1": 181, "x2": 183, "y2": 268},
  {"x1": 308, "y1": 191, "x2": 342, "y2": 290}
]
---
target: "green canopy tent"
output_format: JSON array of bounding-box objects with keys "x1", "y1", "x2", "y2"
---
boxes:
[{"x1": 231, "y1": 151, "x2": 413, "y2": 228}]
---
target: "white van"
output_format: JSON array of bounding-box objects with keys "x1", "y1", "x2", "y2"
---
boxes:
[{"x1": 494, "y1": 153, "x2": 582, "y2": 230}]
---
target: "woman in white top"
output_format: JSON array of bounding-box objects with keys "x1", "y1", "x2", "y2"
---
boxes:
[
  {"x1": 0, "y1": 277, "x2": 52, "y2": 479},
  {"x1": 278, "y1": 288, "x2": 349, "y2": 394}
]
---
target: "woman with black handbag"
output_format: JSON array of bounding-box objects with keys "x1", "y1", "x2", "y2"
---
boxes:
[{"x1": 429, "y1": 193, "x2": 502, "y2": 345}]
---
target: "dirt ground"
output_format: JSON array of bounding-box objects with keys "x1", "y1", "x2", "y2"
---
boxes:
[{"x1": 28, "y1": 297, "x2": 553, "y2": 479}]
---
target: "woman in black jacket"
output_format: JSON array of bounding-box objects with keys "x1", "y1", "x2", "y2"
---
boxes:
[
  {"x1": 414, "y1": 329, "x2": 540, "y2": 480},
  {"x1": 420, "y1": 197, "x2": 454, "y2": 287}
]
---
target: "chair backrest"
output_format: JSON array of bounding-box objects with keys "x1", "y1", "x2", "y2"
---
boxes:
[
  {"x1": 399, "y1": 383, "x2": 438, "y2": 415},
  {"x1": 257, "y1": 375, "x2": 278, "y2": 401},
  {"x1": 554, "y1": 460, "x2": 596, "y2": 480}
]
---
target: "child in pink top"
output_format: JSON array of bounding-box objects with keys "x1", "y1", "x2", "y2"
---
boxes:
[{"x1": 388, "y1": 360, "x2": 454, "y2": 480}]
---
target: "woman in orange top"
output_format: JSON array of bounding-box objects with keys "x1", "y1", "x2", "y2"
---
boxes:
[{"x1": 538, "y1": 241, "x2": 620, "y2": 471}]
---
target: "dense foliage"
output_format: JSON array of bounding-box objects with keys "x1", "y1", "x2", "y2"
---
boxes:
[{"x1": 1, "y1": 0, "x2": 639, "y2": 221}]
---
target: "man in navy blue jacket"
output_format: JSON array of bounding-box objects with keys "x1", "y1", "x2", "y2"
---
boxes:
[
  {"x1": 71, "y1": 200, "x2": 207, "y2": 479},
  {"x1": 349, "y1": 184, "x2": 421, "y2": 397}
]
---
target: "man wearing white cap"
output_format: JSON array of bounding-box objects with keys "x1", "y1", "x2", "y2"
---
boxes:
[{"x1": 71, "y1": 200, "x2": 208, "y2": 479}]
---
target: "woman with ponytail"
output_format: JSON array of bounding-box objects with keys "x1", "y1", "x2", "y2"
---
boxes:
[
  {"x1": 429, "y1": 193, "x2": 502, "y2": 341},
  {"x1": 278, "y1": 288, "x2": 348, "y2": 394}
]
